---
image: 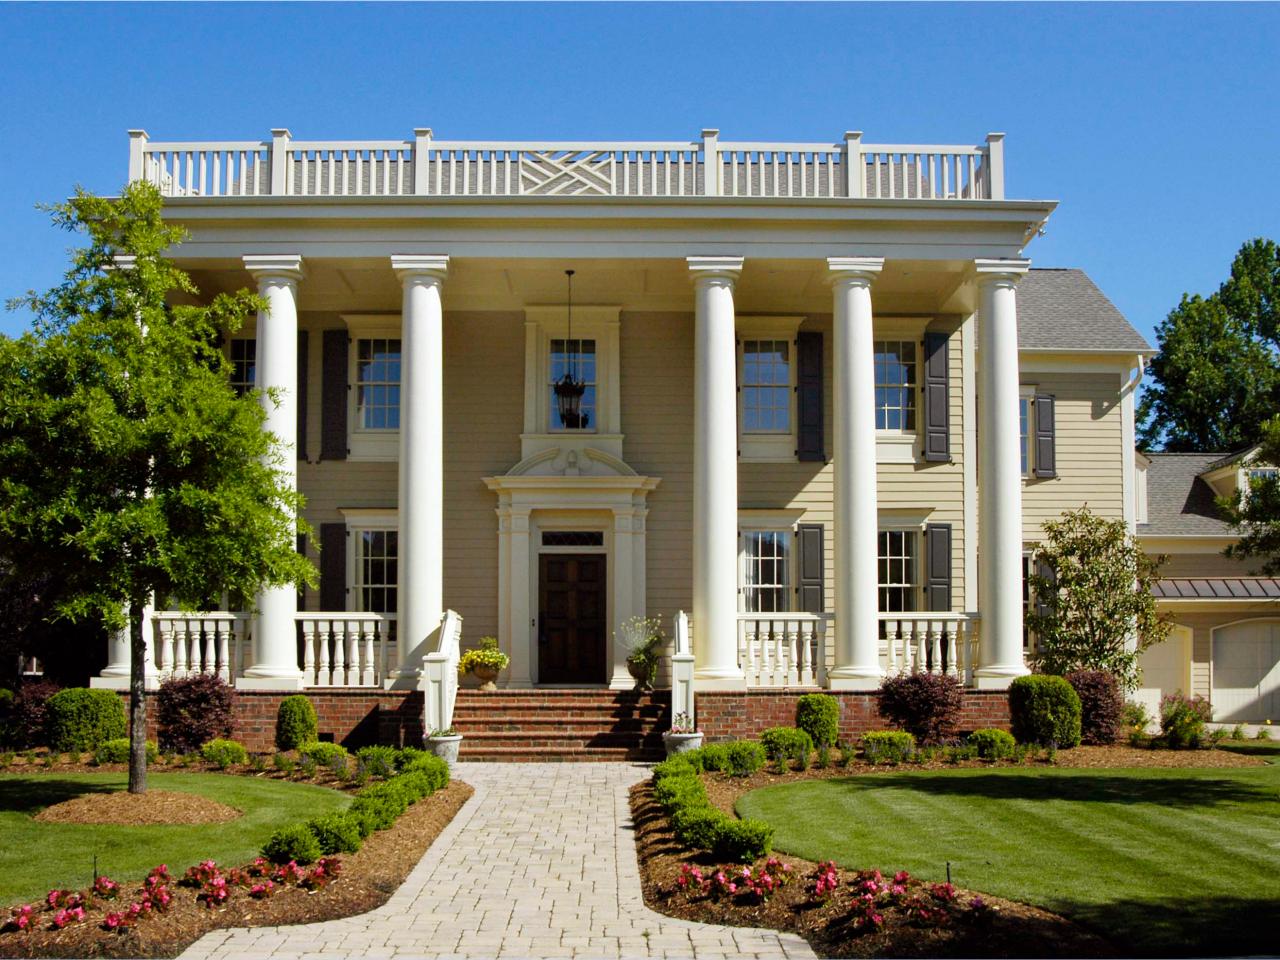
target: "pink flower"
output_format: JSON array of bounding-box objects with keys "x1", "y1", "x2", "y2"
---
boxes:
[{"x1": 894, "y1": 870, "x2": 911, "y2": 884}]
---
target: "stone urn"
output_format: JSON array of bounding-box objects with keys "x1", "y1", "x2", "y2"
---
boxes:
[
  {"x1": 472, "y1": 665, "x2": 499, "y2": 692},
  {"x1": 426, "y1": 733, "x2": 463, "y2": 766},
  {"x1": 663, "y1": 731, "x2": 704, "y2": 756},
  {"x1": 627, "y1": 657, "x2": 654, "y2": 691}
]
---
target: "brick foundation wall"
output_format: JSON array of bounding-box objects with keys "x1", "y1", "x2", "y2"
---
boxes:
[
  {"x1": 696, "y1": 689, "x2": 1010, "y2": 743},
  {"x1": 118, "y1": 689, "x2": 424, "y2": 753}
]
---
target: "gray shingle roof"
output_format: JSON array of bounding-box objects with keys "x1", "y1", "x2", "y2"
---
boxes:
[
  {"x1": 1152, "y1": 578, "x2": 1280, "y2": 599},
  {"x1": 1018, "y1": 269, "x2": 1153, "y2": 353},
  {"x1": 1138, "y1": 453, "x2": 1233, "y2": 537}
]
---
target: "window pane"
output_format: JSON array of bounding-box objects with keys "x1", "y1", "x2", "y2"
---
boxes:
[
  {"x1": 549, "y1": 338, "x2": 597, "y2": 431},
  {"x1": 741, "y1": 340, "x2": 792, "y2": 434},
  {"x1": 874, "y1": 341, "x2": 917, "y2": 431},
  {"x1": 357, "y1": 338, "x2": 402, "y2": 431},
  {"x1": 742, "y1": 529, "x2": 791, "y2": 613},
  {"x1": 1020, "y1": 397, "x2": 1031, "y2": 475},
  {"x1": 877, "y1": 530, "x2": 917, "y2": 613},
  {"x1": 229, "y1": 339, "x2": 256, "y2": 396}
]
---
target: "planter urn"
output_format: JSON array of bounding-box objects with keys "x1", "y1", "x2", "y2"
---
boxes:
[
  {"x1": 663, "y1": 731, "x2": 704, "y2": 756},
  {"x1": 426, "y1": 733, "x2": 463, "y2": 766},
  {"x1": 472, "y1": 665, "x2": 499, "y2": 691},
  {"x1": 627, "y1": 657, "x2": 653, "y2": 691}
]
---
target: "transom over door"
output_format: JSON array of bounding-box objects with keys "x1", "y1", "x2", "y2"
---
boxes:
[
  {"x1": 1212, "y1": 620, "x2": 1280, "y2": 723},
  {"x1": 538, "y1": 554, "x2": 607, "y2": 685}
]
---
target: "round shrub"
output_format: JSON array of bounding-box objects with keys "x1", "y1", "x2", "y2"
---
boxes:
[
  {"x1": 93, "y1": 738, "x2": 158, "y2": 765},
  {"x1": 4, "y1": 680, "x2": 61, "y2": 748},
  {"x1": 155, "y1": 674, "x2": 234, "y2": 753},
  {"x1": 1159, "y1": 692, "x2": 1212, "y2": 749},
  {"x1": 697, "y1": 743, "x2": 730, "y2": 773},
  {"x1": 300, "y1": 741, "x2": 349, "y2": 766},
  {"x1": 275, "y1": 695, "x2": 317, "y2": 751},
  {"x1": 306, "y1": 813, "x2": 362, "y2": 854},
  {"x1": 1009, "y1": 675, "x2": 1082, "y2": 747},
  {"x1": 711, "y1": 817, "x2": 773, "y2": 862},
  {"x1": 355, "y1": 745, "x2": 397, "y2": 779},
  {"x1": 724, "y1": 740, "x2": 767, "y2": 777},
  {"x1": 45, "y1": 688, "x2": 126, "y2": 752},
  {"x1": 759, "y1": 727, "x2": 814, "y2": 769},
  {"x1": 862, "y1": 730, "x2": 916, "y2": 764},
  {"x1": 878, "y1": 673, "x2": 964, "y2": 745},
  {"x1": 200, "y1": 738, "x2": 249, "y2": 768},
  {"x1": 796, "y1": 693, "x2": 840, "y2": 747},
  {"x1": 1066, "y1": 670, "x2": 1124, "y2": 745},
  {"x1": 671, "y1": 805, "x2": 722, "y2": 850},
  {"x1": 262, "y1": 823, "x2": 322, "y2": 865},
  {"x1": 395, "y1": 771, "x2": 434, "y2": 803},
  {"x1": 400, "y1": 754, "x2": 450, "y2": 791},
  {"x1": 967, "y1": 728, "x2": 1016, "y2": 760}
]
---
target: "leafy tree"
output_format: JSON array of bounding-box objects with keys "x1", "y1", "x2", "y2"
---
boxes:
[
  {"x1": 1026, "y1": 507, "x2": 1171, "y2": 692},
  {"x1": 1139, "y1": 238, "x2": 1280, "y2": 451},
  {"x1": 1222, "y1": 415, "x2": 1280, "y2": 574},
  {"x1": 0, "y1": 182, "x2": 315, "y2": 792}
]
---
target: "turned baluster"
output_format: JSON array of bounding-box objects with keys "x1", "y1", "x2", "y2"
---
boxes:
[
  {"x1": 929, "y1": 620, "x2": 943, "y2": 676},
  {"x1": 317, "y1": 621, "x2": 332, "y2": 687},
  {"x1": 302, "y1": 620, "x2": 317, "y2": 685},
  {"x1": 362, "y1": 623, "x2": 376, "y2": 687}
]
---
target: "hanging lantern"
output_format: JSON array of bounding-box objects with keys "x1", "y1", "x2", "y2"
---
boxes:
[{"x1": 553, "y1": 269, "x2": 588, "y2": 429}]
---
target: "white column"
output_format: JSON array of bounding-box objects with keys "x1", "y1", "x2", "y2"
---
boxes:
[
  {"x1": 975, "y1": 259, "x2": 1031, "y2": 688},
  {"x1": 688, "y1": 256, "x2": 745, "y2": 689},
  {"x1": 827, "y1": 258, "x2": 886, "y2": 689},
  {"x1": 389, "y1": 256, "x2": 450, "y2": 685},
  {"x1": 240, "y1": 255, "x2": 305, "y2": 689}
]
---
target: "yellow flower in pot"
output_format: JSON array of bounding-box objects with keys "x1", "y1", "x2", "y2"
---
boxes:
[{"x1": 458, "y1": 636, "x2": 510, "y2": 691}]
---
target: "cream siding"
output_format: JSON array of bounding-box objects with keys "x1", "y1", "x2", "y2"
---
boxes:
[{"x1": 1158, "y1": 551, "x2": 1261, "y2": 578}]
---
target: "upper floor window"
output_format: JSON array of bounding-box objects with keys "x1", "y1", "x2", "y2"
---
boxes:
[
  {"x1": 229, "y1": 338, "x2": 256, "y2": 396},
  {"x1": 878, "y1": 530, "x2": 918, "y2": 613},
  {"x1": 549, "y1": 338, "x2": 597, "y2": 431},
  {"x1": 742, "y1": 529, "x2": 792, "y2": 613},
  {"x1": 1019, "y1": 391, "x2": 1033, "y2": 476},
  {"x1": 1248, "y1": 467, "x2": 1279, "y2": 486},
  {"x1": 356, "y1": 338, "x2": 402, "y2": 430},
  {"x1": 874, "y1": 341, "x2": 916, "y2": 431},
  {"x1": 741, "y1": 339, "x2": 791, "y2": 433}
]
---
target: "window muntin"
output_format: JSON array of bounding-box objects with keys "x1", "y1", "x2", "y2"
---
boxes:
[
  {"x1": 878, "y1": 530, "x2": 918, "y2": 613},
  {"x1": 743, "y1": 530, "x2": 792, "y2": 613},
  {"x1": 356, "y1": 529, "x2": 398, "y2": 614},
  {"x1": 874, "y1": 341, "x2": 916, "y2": 431},
  {"x1": 356, "y1": 338, "x2": 402, "y2": 430},
  {"x1": 1019, "y1": 395, "x2": 1032, "y2": 476},
  {"x1": 229, "y1": 338, "x2": 256, "y2": 397},
  {"x1": 741, "y1": 339, "x2": 791, "y2": 433},
  {"x1": 548, "y1": 338, "x2": 597, "y2": 431}
]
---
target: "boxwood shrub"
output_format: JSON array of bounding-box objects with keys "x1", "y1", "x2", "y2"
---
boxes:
[
  {"x1": 649, "y1": 763, "x2": 772, "y2": 862},
  {"x1": 200, "y1": 738, "x2": 249, "y2": 768},
  {"x1": 93, "y1": 738, "x2": 158, "y2": 765},
  {"x1": 300, "y1": 741, "x2": 349, "y2": 766},
  {"x1": 759, "y1": 726, "x2": 814, "y2": 770},
  {"x1": 275, "y1": 695, "x2": 318, "y2": 750},
  {"x1": 356, "y1": 745, "x2": 398, "y2": 779},
  {"x1": 1009, "y1": 675, "x2": 1082, "y2": 747},
  {"x1": 262, "y1": 823, "x2": 322, "y2": 865},
  {"x1": 697, "y1": 743, "x2": 729, "y2": 772},
  {"x1": 724, "y1": 740, "x2": 766, "y2": 777},
  {"x1": 967, "y1": 728, "x2": 1016, "y2": 760},
  {"x1": 45, "y1": 688, "x2": 127, "y2": 752},
  {"x1": 795, "y1": 693, "x2": 840, "y2": 747},
  {"x1": 400, "y1": 753, "x2": 450, "y2": 791},
  {"x1": 712, "y1": 818, "x2": 773, "y2": 862},
  {"x1": 306, "y1": 812, "x2": 363, "y2": 854},
  {"x1": 862, "y1": 730, "x2": 916, "y2": 764}
]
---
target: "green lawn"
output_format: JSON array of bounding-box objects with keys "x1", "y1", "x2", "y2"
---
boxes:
[
  {"x1": 0, "y1": 773, "x2": 349, "y2": 905},
  {"x1": 737, "y1": 764, "x2": 1280, "y2": 957}
]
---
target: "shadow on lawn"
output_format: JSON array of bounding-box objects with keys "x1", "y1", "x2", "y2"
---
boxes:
[
  {"x1": 1218, "y1": 740, "x2": 1280, "y2": 762},
  {"x1": 827, "y1": 771, "x2": 1274, "y2": 808},
  {"x1": 1046, "y1": 894, "x2": 1280, "y2": 958},
  {"x1": 0, "y1": 777, "x2": 119, "y2": 815}
]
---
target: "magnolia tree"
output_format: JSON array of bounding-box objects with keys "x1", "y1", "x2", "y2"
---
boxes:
[
  {"x1": 0, "y1": 182, "x2": 315, "y2": 793},
  {"x1": 1025, "y1": 507, "x2": 1170, "y2": 692}
]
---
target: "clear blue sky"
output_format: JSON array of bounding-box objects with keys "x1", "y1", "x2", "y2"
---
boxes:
[{"x1": 1, "y1": 2, "x2": 1276, "y2": 345}]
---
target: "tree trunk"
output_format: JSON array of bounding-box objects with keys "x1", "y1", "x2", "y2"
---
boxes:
[{"x1": 128, "y1": 598, "x2": 148, "y2": 794}]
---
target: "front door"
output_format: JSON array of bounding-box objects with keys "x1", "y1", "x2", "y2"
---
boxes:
[{"x1": 538, "y1": 554, "x2": 607, "y2": 684}]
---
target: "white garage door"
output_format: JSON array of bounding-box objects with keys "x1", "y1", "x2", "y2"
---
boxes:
[{"x1": 1212, "y1": 620, "x2": 1280, "y2": 723}]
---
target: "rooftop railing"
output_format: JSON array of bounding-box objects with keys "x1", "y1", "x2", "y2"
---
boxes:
[{"x1": 128, "y1": 128, "x2": 1006, "y2": 202}]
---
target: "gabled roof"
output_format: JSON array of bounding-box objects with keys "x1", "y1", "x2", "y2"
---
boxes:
[
  {"x1": 1138, "y1": 453, "x2": 1233, "y2": 537},
  {"x1": 1017, "y1": 269, "x2": 1153, "y2": 354},
  {"x1": 1204, "y1": 445, "x2": 1262, "y2": 473}
]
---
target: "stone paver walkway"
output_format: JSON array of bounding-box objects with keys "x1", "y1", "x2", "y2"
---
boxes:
[{"x1": 180, "y1": 763, "x2": 814, "y2": 960}]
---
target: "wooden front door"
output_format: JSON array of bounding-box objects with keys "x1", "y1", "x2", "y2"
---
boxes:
[{"x1": 538, "y1": 554, "x2": 607, "y2": 684}]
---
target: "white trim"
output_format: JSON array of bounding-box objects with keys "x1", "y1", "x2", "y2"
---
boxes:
[
  {"x1": 1019, "y1": 384, "x2": 1037, "y2": 479},
  {"x1": 737, "y1": 316, "x2": 804, "y2": 462},
  {"x1": 339, "y1": 508, "x2": 398, "y2": 615},
  {"x1": 341, "y1": 315, "x2": 402, "y2": 461},
  {"x1": 961, "y1": 311, "x2": 977, "y2": 611}
]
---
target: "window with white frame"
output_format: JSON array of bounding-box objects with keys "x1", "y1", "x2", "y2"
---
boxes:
[
  {"x1": 1019, "y1": 388, "x2": 1035, "y2": 477},
  {"x1": 874, "y1": 341, "x2": 916, "y2": 431},
  {"x1": 741, "y1": 339, "x2": 791, "y2": 433},
  {"x1": 548, "y1": 338, "x2": 597, "y2": 431},
  {"x1": 356, "y1": 338, "x2": 402, "y2": 431},
  {"x1": 878, "y1": 530, "x2": 918, "y2": 613},
  {"x1": 1247, "y1": 467, "x2": 1279, "y2": 486},
  {"x1": 742, "y1": 529, "x2": 792, "y2": 613},
  {"x1": 354, "y1": 528, "x2": 398, "y2": 614},
  {"x1": 229, "y1": 338, "x2": 255, "y2": 396}
]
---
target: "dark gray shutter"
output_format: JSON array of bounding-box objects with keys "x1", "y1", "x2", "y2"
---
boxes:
[
  {"x1": 321, "y1": 330, "x2": 348, "y2": 461},
  {"x1": 319, "y1": 522, "x2": 347, "y2": 612},
  {"x1": 922, "y1": 331, "x2": 950, "y2": 462},
  {"x1": 1033, "y1": 394, "x2": 1056, "y2": 478},
  {"x1": 924, "y1": 523, "x2": 952, "y2": 611},
  {"x1": 796, "y1": 331, "x2": 824, "y2": 462},
  {"x1": 297, "y1": 330, "x2": 309, "y2": 460},
  {"x1": 1034, "y1": 557, "x2": 1056, "y2": 619},
  {"x1": 796, "y1": 523, "x2": 824, "y2": 614}
]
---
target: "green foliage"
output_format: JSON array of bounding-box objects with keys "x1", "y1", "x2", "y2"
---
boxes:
[
  {"x1": 615, "y1": 616, "x2": 665, "y2": 687},
  {"x1": 399, "y1": 753, "x2": 450, "y2": 791},
  {"x1": 967, "y1": 728, "x2": 1017, "y2": 760},
  {"x1": 44, "y1": 688, "x2": 126, "y2": 751},
  {"x1": 306, "y1": 813, "x2": 363, "y2": 855},
  {"x1": 1026, "y1": 507, "x2": 1171, "y2": 691},
  {"x1": 759, "y1": 726, "x2": 813, "y2": 771},
  {"x1": 457, "y1": 636, "x2": 510, "y2": 676},
  {"x1": 723, "y1": 740, "x2": 766, "y2": 777},
  {"x1": 275, "y1": 696, "x2": 318, "y2": 751},
  {"x1": 1223, "y1": 416, "x2": 1280, "y2": 574},
  {"x1": 698, "y1": 742, "x2": 730, "y2": 773},
  {"x1": 671, "y1": 805, "x2": 722, "y2": 850},
  {"x1": 795, "y1": 693, "x2": 840, "y2": 748},
  {"x1": 653, "y1": 772, "x2": 706, "y2": 810},
  {"x1": 861, "y1": 730, "x2": 916, "y2": 764},
  {"x1": 1159, "y1": 693, "x2": 1212, "y2": 749},
  {"x1": 299, "y1": 741, "x2": 348, "y2": 766},
  {"x1": 200, "y1": 738, "x2": 248, "y2": 768},
  {"x1": 652, "y1": 755, "x2": 697, "y2": 782},
  {"x1": 711, "y1": 818, "x2": 774, "y2": 862},
  {"x1": 272, "y1": 752, "x2": 295, "y2": 774},
  {"x1": 355, "y1": 745, "x2": 397, "y2": 779},
  {"x1": 93, "y1": 738, "x2": 158, "y2": 765},
  {"x1": 261, "y1": 823, "x2": 322, "y2": 865},
  {"x1": 1009, "y1": 675, "x2": 1082, "y2": 747}
]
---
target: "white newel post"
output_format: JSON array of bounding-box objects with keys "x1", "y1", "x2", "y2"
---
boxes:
[
  {"x1": 390, "y1": 255, "x2": 450, "y2": 686},
  {"x1": 975, "y1": 259, "x2": 1031, "y2": 687},
  {"x1": 827, "y1": 258, "x2": 886, "y2": 688},
  {"x1": 688, "y1": 256, "x2": 746, "y2": 689},
  {"x1": 241, "y1": 255, "x2": 305, "y2": 689}
]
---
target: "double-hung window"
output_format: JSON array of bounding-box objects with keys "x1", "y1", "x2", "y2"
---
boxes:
[
  {"x1": 742, "y1": 529, "x2": 792, "y2": 613},
  {"x1": 356, "y1": 338, "x2": 402, "y2": 430},
  {"x1": 548, "y1": 338, "x2": 597, "y2": 431},
  {"x1": 354, "y1": 527, "x2": 398, "y2": 614},
  {"x1": 874, "y1": 341, "x2": 916, "y2": 431},
  {"x1": 229, "y1": 338, "x2": 256, "y2": 396},
  {"x1": 1019, "y1": 386, "x2": 1036, "y2": 477},
  {"x1": 737, "y1": 317, "x2": 802, "y2": 461},
  {"x1": 878, "y1": 530, "x2": 918, "y2": 613}
]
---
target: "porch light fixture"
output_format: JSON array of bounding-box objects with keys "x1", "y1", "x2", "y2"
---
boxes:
[{"x1": 553, "y1": 269, "x2": 588, "y2": 429}]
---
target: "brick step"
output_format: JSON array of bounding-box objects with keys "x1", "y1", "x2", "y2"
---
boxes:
[
  {"x1": 458, "y1": 729, "x2": 664, "y2": 745},
  {"x1": 453, "y1": 707, "x2": 668, "y2": 721},
  {"x1": 454, "y1": 695, "x2": 670, "y2": 707},
  {"x1": 458, "y1": 745, "x2": 665, "y2": 762},
  {"x1": 454, "y1": 716, "x2": 655, "y2": 732}
]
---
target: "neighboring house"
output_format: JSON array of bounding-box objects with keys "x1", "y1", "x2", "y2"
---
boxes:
[
  {"x1": 88, "y1": 128, "x2": 1157, "y2": 752},
  {"x1": 1136, "y1": 449, "x2": 1280, "y2": 724}
]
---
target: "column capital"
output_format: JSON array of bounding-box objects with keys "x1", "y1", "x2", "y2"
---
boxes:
[
  {"x1": 972, "y1": 258, "x2": 1030, "y2": 286},
  {"x1": 242, "y1": 254, "x2": 304, "y2": 284},
  {"x1": 687, "y1": 256, "x2": 743, "y2": 284},
  {"x1": 391, "y1": 254, "x2": 450, "y2": 283},
  {"x1": 827, "y1": 257, "x2": 885, "y2": 284}
]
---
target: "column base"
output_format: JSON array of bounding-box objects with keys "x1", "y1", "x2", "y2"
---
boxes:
[
  {"x1": 236, "y1": 674, "x2": 306, "y2": 692},
  {"x1": 693, "y1": 668, "x2": 746, "y2": 691},
  {"x1": 609, "y1": 669, "x2": 637, "y2": 691},
  {"x1": 826, "y1": 668, "x2": 884, "y2": 692},
  {"x1": 972, "y1": 665, "x2": 1030, "y2": 691}
]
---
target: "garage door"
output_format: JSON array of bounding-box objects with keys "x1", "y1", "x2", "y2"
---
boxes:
[{"x1": 1212, "y1": 620, "x2": 1280, "y2": 723}]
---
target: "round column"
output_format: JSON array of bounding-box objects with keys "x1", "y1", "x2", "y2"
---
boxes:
[
  {"x1": 688, "y1": 256, "x2": 745, "y2": 689},
  {"x1": 828, "y1": 258, "x2": 885, "y2": 688},
  {"x1": 391, "y1": 255, "x2": 450, "y2": 682},
  {"x1": 242, "y1": 255, "x2": 305, "y2": 688},
  {"x1": 975, "y1": 259, "x2": 1031, "y2": 687}
]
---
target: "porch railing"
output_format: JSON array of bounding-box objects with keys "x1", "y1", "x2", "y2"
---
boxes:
[
  {"x1": 129, "y1": 129, "x2": 1005, "y2": 202},
  {"x1": 152, "y1": 612, "x2": 251, "y2": 682},
  {"x1": 297, "y1": 613, "x2": 396, "y2": 688}
]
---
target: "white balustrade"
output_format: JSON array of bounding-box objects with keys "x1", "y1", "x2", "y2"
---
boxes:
[
  {"x1": 297, "y1": 614, "x2": 396, "y2": 688},
  {"x1": 880, "y1": 613, "x2": 980, "y2": 685},
  {"x1": 151, "y1": 613, "x2": 250, "y2": 681},
  {"x1": 736, "y1": 614, "x2": 829, "y2": 688}
]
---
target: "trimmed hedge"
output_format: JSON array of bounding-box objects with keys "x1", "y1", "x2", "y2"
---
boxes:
[
  {"x1": 760, "y1": 727, "x2": 814, "y2": 770},
  {"x1": 300, "y1": 741, "x2": 349, "y2": 766},
  {"x1": 649, "y1": 763, "x2": 772, "y2": 862},
  {"x1": 967, "y1": 728, "x2": 1016, "y2": 760},
  {"x1": 795, "y1": 693, "x2": 840, "y2": 747},
  {"x1": 275, "y1": 695, "x2": 317, "y2": 751},
  {"x1": 306, "y1": 813, "x2": 363, "y2": 854},
  {"x1": 862, "y1": 730, "x2": 916, "y2": 764},
  {"x1": 1009, "y1": 675, "x2": 1082, "y2": 747},
  {"x1": 1066, "y1": 670, "x2": 1124, "y2": 745},
  {"x1": 262, "y1": 823, "x2": 322, "y2": 865},
  {"x1": 724, "y1": 740, "x2": 767, "y2": 777},
  {"x1": 93, "y1": 738, "x2": 158, "y2": 765},
  {"x1": 356, "y1": 745, "x2": 398, "y2": 779},
  {"x1": 200, "y1": 738, "x2": 249, "y2": 768},
  {"x1": 45, "y1": 688, "x2": 127, "y2": 752},
  {"x1": 155, "y1": 674, "x2": 234, "y2": 753}
]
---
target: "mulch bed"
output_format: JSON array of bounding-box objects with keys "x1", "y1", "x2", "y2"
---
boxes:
[
  {"x1": 0, "y1": 775, "x2": 472, "y2": 959},
  {"x1": 33, "y1": 791, "x2": 241, "y2": 826}
]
